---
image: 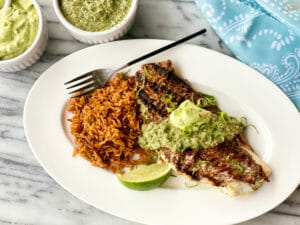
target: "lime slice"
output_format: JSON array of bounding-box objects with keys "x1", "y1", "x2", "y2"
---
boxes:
[{"x1": 117, "y1": 163, "x2": 172, "y2": 191}]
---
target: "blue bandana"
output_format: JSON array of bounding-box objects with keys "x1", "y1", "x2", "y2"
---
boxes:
[{"x1": 195, "y1": 0, "x2": 300, "y2": 110}]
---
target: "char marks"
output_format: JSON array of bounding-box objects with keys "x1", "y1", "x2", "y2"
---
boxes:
[
  {"x1": 135, "y1": 60, "x2": 217, "y2": 121},
  {"x1": 161, "y1": 135, "x2": 268, "y2": 186}
]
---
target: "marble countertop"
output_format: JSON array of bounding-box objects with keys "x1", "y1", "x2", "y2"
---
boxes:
[{"x1": 0, "y1": 0, "x2": 299, "y2": 224}]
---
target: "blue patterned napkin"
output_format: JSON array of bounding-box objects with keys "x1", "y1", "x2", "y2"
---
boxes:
[{"x1": 195, "y1": 0, "x2": 300, "y2": 110}]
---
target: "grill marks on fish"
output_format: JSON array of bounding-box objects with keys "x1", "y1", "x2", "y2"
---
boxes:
[
  {"x1": 138, "y1": 89, "x2": 168, "y2": 118},
  {"x1": 161, "y1": 135, "x2": 268, "y2": 186},
  {"x1": 136, "y1": 61, "x2": 218, "y2": 120},
  {"x1": 135, "y1": 60, "x2": 269, "y2": 187}
]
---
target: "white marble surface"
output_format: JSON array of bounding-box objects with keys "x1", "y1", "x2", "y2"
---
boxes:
[{"x1": 0, "y1": 0, "x2": 299, "y2": 224}]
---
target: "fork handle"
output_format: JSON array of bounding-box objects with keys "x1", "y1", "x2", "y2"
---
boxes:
[{"x1": 125, "y1": 28, "x2": 206, "y2": 67}]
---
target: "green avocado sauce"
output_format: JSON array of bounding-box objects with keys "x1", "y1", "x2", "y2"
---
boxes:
[
  {"x1": 59, "y1": 0, "x2": 132, "y2": 32},
  {"x1": 0, "y1": 0, "x2": 39, "y2": 60},
  {"x1": 0, "y1": 0, "x2": 4, "y2": 9},
  {"x1": 138, "y1": 100, "x2": 243, "y2": 153}
]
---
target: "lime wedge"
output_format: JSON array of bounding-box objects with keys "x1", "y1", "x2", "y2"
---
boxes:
[{"x1": 117, "y1": 163, "x2": 172, "y2": 191}]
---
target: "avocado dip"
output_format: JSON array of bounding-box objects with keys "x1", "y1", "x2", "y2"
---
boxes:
[
  {"x1": 0, "y1": 0, "x2": 39, "y2": 60},
  {"x1": 59, "y1": 0, "x2": 132, "y2": 32},
  {"x1": 138, "y1": 100, "x2": 243, "y2": 153},
  {"x1": 0, "y1": 0, "x2": 4, "y2": 9}
]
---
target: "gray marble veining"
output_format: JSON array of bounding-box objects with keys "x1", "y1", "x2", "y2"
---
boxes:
[{"x1": 0, "y1": 0, "x2": 299, "y2": 224}]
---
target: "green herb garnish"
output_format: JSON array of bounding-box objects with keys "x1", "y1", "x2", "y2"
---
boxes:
[
  {"x1": 240, "y1": 116, "x2": 247, "y2": 127},
  {"x1": 184, "y1": 182, "x2": 199, "y2": 188},
  {"x1": 196, "y1": 123, "x2": 209, "y2": 132},
  {"x1": 136, "y1": 67, "x2": 152, "y2": 96},
  {"x1": 161, "y1": 94, "x2": 171, "y2": 101},
  {"x1": 161, "y1": 94, "x2": 178, "y2": 113},
  {"x1": 119, "y1": 69, "x2": 131, "y2": 79},
  {"x1": 146, "y1": 154, "x2": 152, "y2": 165},
  {"x1": 240, "y1": 116, "x2": 259, "y2": 134},
  {"x1": 197, "y1": 98, "x2": 208, "y2": 107},
  {"x1": 166, "y1": 107, "x2": 174, "y2": 113},
  {"x1": 124, "y1": 69, "x2": 131, "y2": 75},
  {"x1": 192, "y1": 167, "x2": 200, "y2": 175},
  {"x1": 136, "y1": 73, "x2": 145, "y2": 96},
  {"x1": 181, "y1": 123, "x2": 211, "y2": 137},
  {"x1": 244, "y1": 124, "x2": 259, "y2": 134},
  {"x1": 214, "y1": 130, "x2": 224, "y2": 136},
  {"x1": 203, "y1": 94, "x2": 217, "y2": 106},
  {"x1": 181, "y1": 125, "x2": 193, "y2": 136},
  {"x1": 214, "y1": 130, "x2": 225, "y2": 142},
  {"x1": 220, "y1": 111, "x2": 231, "y2": 122},
  {"x1": 195, "y1": 160, "x2": 213, "y2": 165},
  {"x1": 144, "y1": 67, "x2": 152, "y2": 77},
  {"x1": 232, "y1": 160, "x2": 243, "y2": 173}
]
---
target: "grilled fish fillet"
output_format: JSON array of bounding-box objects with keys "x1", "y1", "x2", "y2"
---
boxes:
[{"x1": 136, "y1": 60, "x2": 271, "y2": 196}]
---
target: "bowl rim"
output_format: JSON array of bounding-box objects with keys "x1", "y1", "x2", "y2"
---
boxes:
[
  {"x1": 53, "y1": 0, "x2": 138, "y2": 36},
  {"x1": 0, "y1": 0, "x2": 45, "y2": 64}
]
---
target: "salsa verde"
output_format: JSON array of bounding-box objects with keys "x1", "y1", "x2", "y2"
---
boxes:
[{"x1": 138, "y1": 100, "x2": 243, "y2": 152}]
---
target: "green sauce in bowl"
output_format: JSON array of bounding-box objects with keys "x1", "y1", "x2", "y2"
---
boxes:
[
  {"x1": 59, "y1": 0, "x2": 132, "y2": 32},
  {"x1": 0, "y1": 0, "x2": 39, "y2": 60}
]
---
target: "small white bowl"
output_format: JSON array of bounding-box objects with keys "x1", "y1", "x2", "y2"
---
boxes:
[
  {"x1": 0, "y1": 0, "x2": 48, "y2": 72},
  {"x1": 53, "y1": 0, "x2": 138, "y2": 44}
]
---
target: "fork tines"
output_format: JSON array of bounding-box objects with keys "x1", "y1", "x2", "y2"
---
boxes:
[{"x1": 64, "y1": 72, "x2": 96, "y2": 98}]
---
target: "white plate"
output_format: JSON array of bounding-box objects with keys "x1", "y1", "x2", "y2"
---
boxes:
[{"x1": 24, "y1": 40, "x2": 300, "y2": 225}]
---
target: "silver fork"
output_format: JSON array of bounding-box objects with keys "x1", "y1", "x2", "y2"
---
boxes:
[{"x1": 64, "y1": 29, "x2": 206, "y2": 98}]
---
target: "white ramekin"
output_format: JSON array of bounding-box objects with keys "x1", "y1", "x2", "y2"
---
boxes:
[
  {"x1": 53, "y1": 0, "x2": 138, "y2": 44},
  {"x1": 0, "y1": 0, "x2": 48, "y2": 72}
]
